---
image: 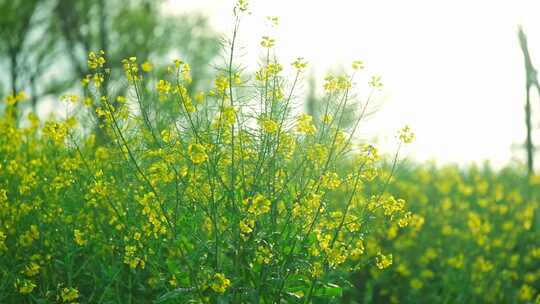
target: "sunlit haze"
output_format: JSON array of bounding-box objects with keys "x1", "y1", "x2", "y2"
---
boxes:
[{"x1": 165, "y1": 0, "x2": 540, "y2": 167}]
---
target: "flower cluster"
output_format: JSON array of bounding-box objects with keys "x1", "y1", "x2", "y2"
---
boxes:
[
  {"x1": 0, "y1": 2, "x2": 409, "y2": 303},
  {"x1": 357, "y1": 165, "x2": 540, "y2": 303}
]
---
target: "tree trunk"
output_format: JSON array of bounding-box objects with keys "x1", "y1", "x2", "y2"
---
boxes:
[
  {"x1": 9, "y1": 52, "x2": 19, "y2": 122},
  {"x1": 525, "y1": 84, "x2": 534, "y2": 174}
]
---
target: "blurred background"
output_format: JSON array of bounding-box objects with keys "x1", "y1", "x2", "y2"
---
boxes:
[
  {"x1": 168, "y1": 0, "x2": 540, "y2": 169},
  {"x1": 3, "y1": 0, "x2": 540, "y2": 168}
]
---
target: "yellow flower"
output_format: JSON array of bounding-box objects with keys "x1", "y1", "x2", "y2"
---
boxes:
[
  {"x1": 296, "y1": 113, "x2": 316, "y2": 135},
  {"x1": 74, "y1": 229, "x2": 87, "y2": 246},
  {"x1": 83, "y1": 97, "x2": 93, "y2": 106},
  {"x1": 261, "y1": 36, "x2": 275, "y2": 48},
  {"x1": 255, "y1": 245, "x2": 273, "y2": 264},
  {"x1": 215, "y1": 75, "x2": 229, "y2": 96},
  {"x1": 0, "y1": 231, "x2": 6, "y2": 252},
  {"x1": 236, "y1": 0, "x2": 248, "y2": 11},
  {"x1": 245, "y1": 194, "x2": 271, "y2": 216},
  {"x1": 15, "y1": 279, "x2": 36, "y2": 294},
  {"x1": 156, "y1": 80, "x2": 172, "y2": 100},
  {"x1": 116, "y1": 95, "x2": 127, "y2": 103},
  {"x1": 220, "y1": 106, "x2": 236, "y2": 126},
  {"x1": 122, "y1": 57, "x2": 140, "y2": 82},
  {"x1": 61, "y1": 94, "x2": 79, "y2": 104},
  {"x1": 256, "y1": 63, "x2": 283, "y2": 82},
  {"x1": 410, "y1": 278, "x2": 423, "y2": 289},
  {"x1": 61, "y1": 287, "x2": 79, "y2": 303},
  {"x1": 23, "y1": 262, "x2": 40, "y2": 277},
  {"x1": 323, "y1": 74, "x2": 351, "y2": 91},
  {"x1": 188, "y1": 143, "x2": 208, "y2": 164},
  {"x1": 5, "y1": 91, "x2": 26, "y2": 106},
  {"x1": 232, "y1": 72, "x2": 242, "y2": 85},
  {"x1": 182, "y1": 63, "x2": 192, "y2": 84},
  {"x1": 447, "y1": 254, "x2": 464, "y2": 269},
  {"x1": 169, "y1": 274, "x2": 177, "y2": 287},
  {"x1": 375, "y1": 252, "x2": 393, "y2": 269},
  {"x1": 368, "y1": 75, "x2": 383, "y2": 89},
  {"x1": 194, "y1": 91, "x2": 205, "y2": 103},
  {"x1": 123, "y1": 245, "x2": 145, "y2": 269},
  {"x1": 291, "y1": 57, "x2": 308, "y2": 71},
  {"x1": 240, "y1": 218, "x2": 254, "y2": 238},
  {"x1": 81, "y1": 75, "x2": 91, "y2": 86},
  {"x1": 352, "y1": 60, "x2": 365, "y2": 70},
  {"x1": 174, "y1": 59, "x2": 183, "y2": 68},
  {"x1": 519, "y1": 284, "x2": 535, "y2": 301},
  {"x1": 260, "y1": 117, "x2": 279, "y2": 133},
  {"x1": 380, "y1": 196, "x2": 405, "y2": 217},
  {"x1": 474, "y1": 256, "x2": 493, "y2": 273},
  {"x1": 321, "y1": 114, "x2": 333, "y2": 124},
  {"x1": 141, "y1": 61, "x2": 153, "y2": 72},
  {"x1": 210, "y1": 273, "x2": 231, "y2": 293},
  {"x1": 267, "y1": 16, "x2": 279, "y2": 26},
  {"x1": 398, "y1": 212, "x2": 413, "y2": 227},
  {"x1": 87, "y1": 50, "x2": 106, "y2": 69},
  {"x1": 18, "y1": 225, "x2": 40, "y2": 247},
  {"x1": 311, "y1": 262, "x2": 323, "y2": 278},
  {"x1": 321, "y1": 172, "x2": 340, "y2": 189},
  {"x1": 92, "y1": 73, "x2": 104, "y2": 87},
  {"x1": 327, "y1": 246, "x2": 348, "y2": 267},
  {"x1": 350, "y1": 240, "x2": 365, "y2": 259},
  {"x1": 398, "y1": 125, "x2": 415, "y2": 144}
]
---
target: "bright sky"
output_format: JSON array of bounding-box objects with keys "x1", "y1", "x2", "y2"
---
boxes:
[{"x1": 166, "y1": 0, "x2": 540, "y2": 167}]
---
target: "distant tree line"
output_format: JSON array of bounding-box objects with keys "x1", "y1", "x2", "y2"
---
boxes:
[{"x1": 0, "y1": 0, "x2": 220, "y2": 136}]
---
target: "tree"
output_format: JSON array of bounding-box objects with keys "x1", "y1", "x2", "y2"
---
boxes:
[
  {"x1": 518, "y1": 26, "x2": 540, "y2": 174},
  {"x1": 0, "y1": 0, "x2": 220, "y2": 143},
  {"x1": 52, "y1": 0, "x2": 220, "y2": 144},
  {"x1": 0, "y1": 0, "x2": 60, "y2": 118}
]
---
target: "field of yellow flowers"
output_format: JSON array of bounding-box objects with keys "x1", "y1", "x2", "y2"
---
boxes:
[
  {"x1": 0, "y1": 2, "x2": 416, "y2": 302},
  {"x1": 346, "y1": 164, "x2": 540, "y2": 303},
  {"x1": 1, "y1": 1, "x2": 540, "y2": 303}
]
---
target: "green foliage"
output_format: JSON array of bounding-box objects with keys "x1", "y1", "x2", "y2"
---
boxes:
[
  {"x1": 0, "y1": 0, "x2": 59, "y2": 109},
  {"x1": 0, "y1": 3, "x2": 410, "y2": 303},
  {"x1": 0, "y1": 0, "x2": 219, "y2": 130},
  {"x1": 348, "y1": 163, "x2": 540, "y2": 303}
]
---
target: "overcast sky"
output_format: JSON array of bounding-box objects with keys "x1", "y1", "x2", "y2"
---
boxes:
[{"x1": 166, "y1": 0, "x2": 540, "y2": 167}]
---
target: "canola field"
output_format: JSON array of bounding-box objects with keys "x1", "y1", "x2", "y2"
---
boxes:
[
  {"x1": 1, "y1": 2, "x2": 539, "y2": 303},
  {"x1": 2, "y1": 53, "x2": 539, "y2": 303},
  {"x1": 350, "y1": 165, "x2": 540, "y2": 303}
]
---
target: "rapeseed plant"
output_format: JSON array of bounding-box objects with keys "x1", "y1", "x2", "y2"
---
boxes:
[
  {"x1": 354, "y1": 164, "x2": 540, "y2": 303},
  {"x1": 0, "y1": 1, "x2": 414, "y2": 303}
]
